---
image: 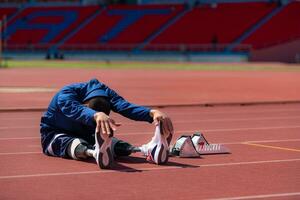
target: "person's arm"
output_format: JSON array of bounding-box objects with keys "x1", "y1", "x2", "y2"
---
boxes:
[
  {"x1": 57, "y1": 80, "x2": 122, "y2": 136},
  {"x1": 106, "y1": 86, "x2": 153, "y2": 123},
  {"x1": 57, "y1": 85, "x2": 97, "y2": 127},
  {"x1": 106, "y1": 85, "x2": 174, "y2": 135}
]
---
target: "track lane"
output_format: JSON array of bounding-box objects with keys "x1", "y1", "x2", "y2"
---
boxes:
[{"x1": 1, "y1": 104, "x2": 299, "y2": 200}]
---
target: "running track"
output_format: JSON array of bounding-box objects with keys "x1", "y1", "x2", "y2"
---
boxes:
[
  {"x1": 0, "y1": 104, "x2": 300, "y2": 199},
  {"x1": 0, "y1": 67, "x2": 300, "y2": 199}
]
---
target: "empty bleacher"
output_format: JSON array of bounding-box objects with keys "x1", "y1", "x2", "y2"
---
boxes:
[
  {"x1": 5, "y1": 5, "x2": 99, "y2": 49},
  {"x1": 242, "y1": 1, "x2": 300, "y2": 49},
  {"x1": 146, "y1": 2, "x2": 276, "y2": 51},
  {"x1": 62, "y1": 4, "x2": 184, "y2": 51},
  {"x1": 2, "y1": 1, "x2": 298, "y2": 56},
  {"x1": 0, "y1": 7, "x2": 17, "y2": 20}
]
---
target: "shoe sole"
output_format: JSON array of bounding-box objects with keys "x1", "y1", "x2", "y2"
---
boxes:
[
  {"x1": 155, "y1": 122, "x2": 172, "y2": 164},
  {"x1": 157, "y1": 143, "x2": 168, "y2": 164},
  {"x1": 95, "y1": 131, "x2": 113, "y2": 169}
]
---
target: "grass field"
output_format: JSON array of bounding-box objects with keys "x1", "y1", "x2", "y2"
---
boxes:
[{"x1": 3, "y1": 60, "x2": 300, "y2": 71}]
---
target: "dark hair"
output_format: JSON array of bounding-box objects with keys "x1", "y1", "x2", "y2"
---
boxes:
[{"x1": 87, "y1": 97, "x2": 111, "y2": 115}]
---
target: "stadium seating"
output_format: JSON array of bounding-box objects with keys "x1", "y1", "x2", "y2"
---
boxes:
[
  {"x1": 62, "y1": 4, "x2": 184, "y2": 51},
  {"x1": 2, "y1": 2, "x2": 298, "y2": 53},
  {"x1": 242, "y1": 2, "x2": 300, "y2": 49},
  {"x1": 146, "y1": 2, "x2": 276, "y2": 51},
  {"x1": 0, "y1": 7, "x2": 17, "y2": 20},
  {"x1": 5, "y1": 5, "x2": 99, "y2": 47}
]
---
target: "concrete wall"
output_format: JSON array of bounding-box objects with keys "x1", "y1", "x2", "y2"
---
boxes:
[{"x1": 249, "y1": 39, "x2": 300, "y2": 63}]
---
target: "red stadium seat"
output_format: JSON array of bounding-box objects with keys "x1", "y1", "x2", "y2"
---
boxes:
[
  {"x1": 3, "y1": 2, "x2": 298, "y2": 53},
  {"x1": 146, "y1": 2, "x2": 276, "y2": 51},
  {"x1": 242, "y1": 2, "x2": 300, "y2": 49},
  {"x1": 5, "y1": 5, "x2": 99, "y2": 47},
  {"x1": 0, "y1": 7, "x2": 17, "y2": 20},
  {"x1": 63, "y1": 4, "x2": 184, "y2": 51}
]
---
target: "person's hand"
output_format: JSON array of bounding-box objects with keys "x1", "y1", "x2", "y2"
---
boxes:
[
  {"x1": 94, "y1": 112, "x2": 121, "y2": 135},
  {"x1": 150, "y1": 109, "x2": 174, "y2": 135}
]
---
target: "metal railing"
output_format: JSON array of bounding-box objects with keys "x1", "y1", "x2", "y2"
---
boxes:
[{"x1": 3, "y1": 43, "x2": 252, "y2": 52}]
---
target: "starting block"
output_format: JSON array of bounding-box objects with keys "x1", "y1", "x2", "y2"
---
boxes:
[
  {"x1": 170, "y1": 133, "x2": 230, "y2": 157},
  {"x1": 192, "y1": 133, "x2": 230, "y2": 155},
  {"x1": 170, "y1": 135, "x2": 200, "y2": 158}
]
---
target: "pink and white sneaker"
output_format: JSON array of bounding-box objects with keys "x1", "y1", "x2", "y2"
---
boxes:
[
  {"x1": 94, "y1": 130, "x2": 114, "y2": 169},
  {"x1": 140, "y1": 122, "x2": 172, "y2": 165}
]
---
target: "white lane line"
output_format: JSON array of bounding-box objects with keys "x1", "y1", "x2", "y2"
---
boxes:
[
  {"x1": 1, "y1": 125, "x2": 300, "y2": 141},
  {"x1": 1, "y1": 138, "x2": 300, "y2": 156},
  {"x1": 168, "y1": 108, "x2": 300, "y2": 116},
  {"x1": 0, "y1": 87, "x2": 56, "y2": 93},
  {"x1": 175, "y1": 116, "x2": 300, "y2": 123},
  {"x1": 2, "y1": 115, "x2": 300, "y2": 122},
  {"x1": 2, "y1": 116, "x2": 300, "y2": 130},
  {"x1": 243, "y1": 138, "x2": 300, "y2": 144},
  {"x1": 22, "y1": 138, "x2": 300, "y2": 146},
  {"x1": 1, "y1": 108, "x2": 300, "y2": 120},
  {"x1": 222, "y1": 138, "x2": 300, "y2": 145},
  {"x1": 16, "y1": 138, "x2": 300, "y2": 146},
  {"x1": 0, "y1": 152, "x2": 41, "y2": 155},
  {"x1": 120, "y1": 125, "x2": 300, "y2": 136},
  {"x1": 207, "y1": 192, "x2": 300, "y2": 200},
  {"x1": 0, "y1": 117, "x2": 39, "y2": 121},
  {"x1": 0, "y1": 137, "x2": 40, "y2": 140},
  {"x1": 0, "y1": 126, "x2": 38, "y2": 130},
  {"x1": 192, "y1": 126, "x2": 300, "y2": 134},
  {"x1": 0, "y1": 158, "x2": 299, "y2": 180}
]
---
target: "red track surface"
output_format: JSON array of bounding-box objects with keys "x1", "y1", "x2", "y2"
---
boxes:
[
  {"x1": 0, "y1": 67, "x2": 300, "y2": 199},
  {"x1": 1, "y1": 67, "x2": 300, "y2": 109}
]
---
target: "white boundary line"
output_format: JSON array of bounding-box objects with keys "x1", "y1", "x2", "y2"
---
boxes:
[
  {"x1": 1, "y1": 125, "x2": 300, "y2": 140},
  {"x1": 1, "y1": 114, "x2": 300, "y2": 121},
  {"x1": 0, "y1": 87, "x2": 56, "y2": 93},
  {"x1": 0, "y1": 117, "x2": 39, "y2": 121},
  {"x1": 223, "y1": 138, "x2": 300, "y2": 145},
  {"x1": 176, "y1": 116, "x2": 300, "y2": 123},
  {"x1": 199, "y1": 126, "x2": 300, "y2": 133},
  {"x1": 0, "y1": 152, "x2": 41, "y2": 155},
  {"x1": 207, "y1": 192, "x2": 300, "y2": 200},
  {"x1": 0, "y1": 126, "x2": 38, "y2": 130},
  {"x1": 1, "y1": 108, "x2": 300, "y2": 120},
  {"x1": 0, "y1": 137, "x2": 40, "y2": 140},
  {"x1": 1, "y1": 138, "x2": 300, "y2": 156},
  {"x1": 1, "y1": 116, "x2": 300, "y2": 130},
  {"x1": 0, "y1": 139, "x2": 300, "y2": 156},
  {"x1": 0, "y1": 158, "x2": 299, "y2": 180},
  {"x1": 166, "y1": 108, "x2": 300, "y2": 116}
]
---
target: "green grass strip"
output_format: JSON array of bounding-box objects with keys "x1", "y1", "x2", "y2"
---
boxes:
[{"x1": 4, "y1": 60, "x2": 300, "y2": 72}]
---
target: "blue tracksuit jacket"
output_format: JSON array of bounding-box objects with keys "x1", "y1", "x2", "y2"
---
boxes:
[{"x1": 40, "y1": 79, "x2": 153, "y2": 156}]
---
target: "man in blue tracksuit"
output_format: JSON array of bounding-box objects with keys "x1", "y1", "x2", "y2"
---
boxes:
[{"x1": 40, "y1": 79, "x2": 173, "y2": 169}]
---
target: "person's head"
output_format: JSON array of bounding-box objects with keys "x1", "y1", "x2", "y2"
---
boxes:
[{"x1": 85, "y1": 96, "x2": 111, "y2": 115}]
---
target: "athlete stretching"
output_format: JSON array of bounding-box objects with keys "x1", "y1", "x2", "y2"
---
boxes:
[{"x1": 40, "y1": 79, "x2": 173, "y2": 169}]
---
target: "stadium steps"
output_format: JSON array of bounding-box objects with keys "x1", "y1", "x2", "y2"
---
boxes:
[
  {"x1": 242, "y1": 1, "x2": 300, "y2": 49},
  {"x1": 226, "y1": 3, "x2": 288, "y2": 52},
  {"x1": 55, "y1": 6, "x2": 105, "y2": 50},
  {"x1": 4, "y1": 5, "x2": 26, "y2": 26},
  {"x1": 0, "y1": 7, "x2": 17, "y2": 22},
  {"x1": 134, "y1": 5, "x2": 191, "y2": 51},
  {"x1": 2, "y1": 6, "x2": 26, "y2": 42}
]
